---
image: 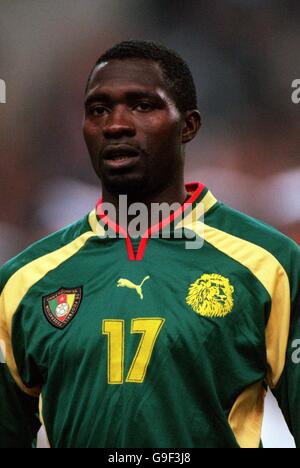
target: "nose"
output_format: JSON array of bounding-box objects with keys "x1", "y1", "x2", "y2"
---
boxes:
[{"x1": 103, "y1": 105, "x2": 136, "y2": 139}]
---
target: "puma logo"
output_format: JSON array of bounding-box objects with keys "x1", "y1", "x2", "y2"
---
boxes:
[{"x1": 117, "y1": 276, "x2": 150, "y2": 300}]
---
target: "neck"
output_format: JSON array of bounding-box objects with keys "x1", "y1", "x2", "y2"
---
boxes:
[{"x1": 101, "y1": 179, "x2": 188, "y2": 228}]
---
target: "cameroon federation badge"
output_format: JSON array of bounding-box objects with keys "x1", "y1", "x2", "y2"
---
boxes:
[
  {"x1": 43, "y1": 287, "x2": 83, "y2": 329},
  {"x1": 186, "y1": 274, "x2": 235, "y2": 318}
]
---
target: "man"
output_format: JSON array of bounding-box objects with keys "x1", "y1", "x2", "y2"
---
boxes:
[{"x1": 0, "y1": 41, "x2": 299, "y2": 448}]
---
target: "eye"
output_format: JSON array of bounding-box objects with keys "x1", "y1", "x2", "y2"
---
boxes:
[
  {"x1": 135, "y1": 102, "x2": 155, "y2": 112},
  {"x1": 89, "y1": 106, "x2": 109, "y2": 116}
]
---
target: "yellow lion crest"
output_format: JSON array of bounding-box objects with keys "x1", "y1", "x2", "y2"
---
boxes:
[{"x1": 186, "y1": 274, "x2": 234, "y2": 318}]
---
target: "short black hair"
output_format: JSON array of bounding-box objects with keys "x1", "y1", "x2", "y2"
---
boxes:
[{"x1": 85, "y1": 40, "x2": 198, "y2": 113}]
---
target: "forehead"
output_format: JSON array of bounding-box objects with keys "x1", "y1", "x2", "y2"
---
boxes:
[{"x1": 86, "y1": 59, "x2": 169, "y2": 97}]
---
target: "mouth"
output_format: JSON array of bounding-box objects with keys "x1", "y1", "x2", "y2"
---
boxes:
[{"x1": 102, "y1": 145, "x2": 141, "y2": 170}]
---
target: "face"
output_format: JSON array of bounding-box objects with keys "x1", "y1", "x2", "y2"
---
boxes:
[{"x1": 83, "y1": 59, "x2": 199, "y2": 198}]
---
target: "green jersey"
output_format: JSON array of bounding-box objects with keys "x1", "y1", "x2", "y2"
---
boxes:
[{"x1": 1, "y1": 182, "x2": 300, "y2": 448}]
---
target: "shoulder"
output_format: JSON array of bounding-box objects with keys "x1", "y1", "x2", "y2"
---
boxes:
[
  {"x1": 0, "y1": 214, "x2": 93, "y2": 293},
  {"x1": 206, "y1": 202, "x2": 300, "y2": 273}
]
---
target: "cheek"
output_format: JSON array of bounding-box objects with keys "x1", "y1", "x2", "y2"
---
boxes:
[
  {"x1": 83, "y1": 122, "x2": 101, "y2": 150},
  {"x1": 142, "y1": 117, "x2": 181, "y2": 147}
]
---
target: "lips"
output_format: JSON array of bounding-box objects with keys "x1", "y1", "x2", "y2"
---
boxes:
[
  {"x1": 102, "y1": 144, "x2": 141, "y2": 170},
  {"x1": 102, "y1": 144, "x2": 140, "y2": 160}
]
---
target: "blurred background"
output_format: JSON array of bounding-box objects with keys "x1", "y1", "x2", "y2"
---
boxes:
[{"x1": 0, "y1": 0, "x2": 299, "y2": 448}]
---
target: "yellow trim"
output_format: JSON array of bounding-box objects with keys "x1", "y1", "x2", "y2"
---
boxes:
[
  {"x1": 200, "y1": 190, "x2": 218, "y2": 215},
  {"x1": 228, "y1": 382, "x2": 266, "y2": 448},
  {"x1": 39, "y1": 394, "x2": 45, "y2": 426},
  {"x1": 0, "y1": 230, "x2": 95, "y2": 396},
  {"x1": 179, "y1": 190, "x2": 218, "y2": 228},
  {"x1": 185, "y1": 189, "x2": 218, "y2": 216},
  {"x1": 176, "y1": 219, "x2": 291, "y2": 388},
  {"x1": 88, "y1": 209, "x2": 106, "y2": 237}
]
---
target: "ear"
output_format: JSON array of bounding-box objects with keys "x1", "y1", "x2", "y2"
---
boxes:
[{"x1": 181, "y1": 110, "x2": 202, "y2": 144}]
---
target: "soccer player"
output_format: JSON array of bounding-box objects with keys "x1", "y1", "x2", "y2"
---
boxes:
[{"x1": 1, "y1": 41, "x2": 300, "y2": 448}]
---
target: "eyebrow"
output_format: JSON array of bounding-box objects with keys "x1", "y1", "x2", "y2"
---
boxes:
[{"x1": 84, "y1": 90, "x2": 164, "y2": 107}]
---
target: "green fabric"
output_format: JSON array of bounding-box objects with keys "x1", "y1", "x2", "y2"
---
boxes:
[
  {"x1": 0, "y1": 188, "x2": 299, "y2": 448},
  {"x1": 0, "y1": 365, "x2": 39, "y2": 448}
]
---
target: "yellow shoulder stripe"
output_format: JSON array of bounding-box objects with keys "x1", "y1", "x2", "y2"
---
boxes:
[
  {"x1": 228, "y1": 381, "x2": 266, "y2": 448},
  {"x1": 88, "y1": 209, "x2": 106, "y2": 236},
  {"x1": 0, "y1": 224, "x2": 95, "y2": 396},
  {"x1": 176, "y1": 218, "x2": 291, "y2": 389},
  {"x1": 198, "y1": 190, "x2": 218, "y2": 215},
  {"x1": 181, "y1": 190, "x2": 218, "y2": 226}
]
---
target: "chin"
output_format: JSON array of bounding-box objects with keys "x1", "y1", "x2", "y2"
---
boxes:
[{"x1": 102, "y1": 173, "x2": 149, "y2": 197}]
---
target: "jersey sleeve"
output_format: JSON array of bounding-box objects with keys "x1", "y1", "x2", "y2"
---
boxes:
[
  {"x1": 0, "y1": 265, "x2": 41, "y2": 448},
  {"x1": 0, "y1": 361, "x2": 40, "y2": 448},
  {"x1": 272, "y1": 242, "x2": 300, "y2": 447}
]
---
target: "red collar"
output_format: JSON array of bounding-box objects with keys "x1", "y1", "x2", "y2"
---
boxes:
[{"x1": 96, "y1": 182, "x2": 205, "y2": 261}]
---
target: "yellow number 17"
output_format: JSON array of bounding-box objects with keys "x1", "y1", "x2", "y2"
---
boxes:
[{"x1": 102, "y1": 318, "x2": 165, "y2": 384}]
